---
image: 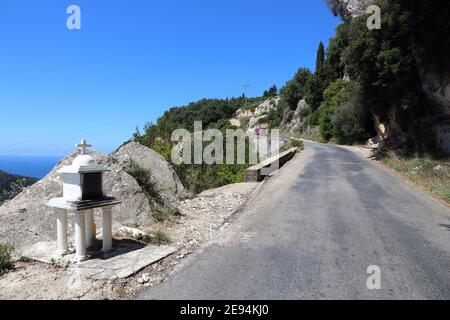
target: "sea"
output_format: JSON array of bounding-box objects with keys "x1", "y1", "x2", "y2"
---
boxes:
[{"x1": 0, "y1": 155, "x2": 63, "y2": 179}]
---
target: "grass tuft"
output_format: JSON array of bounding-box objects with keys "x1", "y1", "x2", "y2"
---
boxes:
[{"x1": 136, "y1": 230, "x2": 171, "y2": 245}]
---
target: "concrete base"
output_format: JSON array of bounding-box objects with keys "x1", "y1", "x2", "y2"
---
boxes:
[
  {"x1": 73, "y1": 245, "x2": 176, "y2": 280},
  {"x1": 23, "y1": 242, "x2": 78, "y2": 265},
  {"x1": 23, "y1": 241, "x2": 176, "y2": 280}
]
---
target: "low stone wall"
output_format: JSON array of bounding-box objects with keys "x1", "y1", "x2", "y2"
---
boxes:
[{"x1": 245, "y1": 148, "x2": 298, "y2": 182}]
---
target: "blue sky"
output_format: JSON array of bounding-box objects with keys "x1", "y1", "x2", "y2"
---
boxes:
[{"x1": 0, "y1": 0, "x2": 340, "y2": 156}]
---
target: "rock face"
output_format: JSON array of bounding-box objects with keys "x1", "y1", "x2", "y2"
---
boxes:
[
  {"x1": 346, "y1": 0, "x2": 373, "y2": 17},
  {"x1": 335, "y1": 0, "x2": 450, "y2": 154},
  {"x1": 282, "y1": 99, "x2": 310, "y2": 136},
  {"x1": 419, "y1": 67, "x2": 450, "y2": 112},
  {"x1": 0, "y1": 142, "x2": 185, "y2": 249},
  {"x1": 242, "y1": 97, "x2": 280, "y2": 133},
  {"x1": 236, "y1": 109, "x2": 255, "y2": 119},
  {"x1": 253, "y1": 97, "x2": 280, "y2": 117},
  {"x1": 247, "y1": 115, "x2": 267, "y2": 132},
  {"x1": 333, "y1": 0, "x2": 373, "y2": 18},
  {"x1": 291, "y1": 99, "x2": 309, "y2": 127},
  {"x1": 236, "y1": 97, "x2": 279, "y2": 121}
]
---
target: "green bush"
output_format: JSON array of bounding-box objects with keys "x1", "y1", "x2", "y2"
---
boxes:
[
  {"x1": 331, "y1": 87, "x2": 372, "y2": 144},
  {"x1": 280, "y1": 68, "x2": 312, "y2": 110},
  {"x1": 263, "y1": 85, "x2": 278, "y2": 98},
  {"x1": 317, "y1": 80, "x2": 355, "y2": 141},
  {"x1": 291, "y1": 140, "x2": 304, "y2": 150},
  {"x1": 266, "y1": 100, "x2": 287, "y2": 129},
  {"x1": 136, "y1": 230, "x2": 171, "y2": 245},
  {"x1": 0, "y1": 243, "x2": 14, "y2": 275}
]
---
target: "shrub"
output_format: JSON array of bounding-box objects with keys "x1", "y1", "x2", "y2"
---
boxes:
[
  {"x1": 280, "y1": 68, "x2": 312, "y2": 110},
  {"x1": 291, "y1": 140, "x2": 304, "y2": 150},
  {"x1": 0, "y1": 243, "x2": 14, "y2": 275},
  {"x1": 331, "y1": 87, "x2": 372, "y2": 144},
  {"x1": 317, "y1": 79, "x2": 355, "y2": 141},
  {"x1": 137, "y1": 230, "x2": 171, "y2": 245},
  {"x1": 256, "y1": 116, "x2": 268, "y2": 125}
]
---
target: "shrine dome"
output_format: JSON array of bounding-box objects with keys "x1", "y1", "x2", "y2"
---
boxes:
[
  {"x1": 57, "y1": 139, "x2": 110, "y2": 174},
  {"x1": 72, "y1": 154, "x2": 97, "y2": 168}
]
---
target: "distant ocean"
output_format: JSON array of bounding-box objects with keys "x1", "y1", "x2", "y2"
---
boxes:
[{"x1": 0, "y1": 155, "x2": 63, "y2": 179}]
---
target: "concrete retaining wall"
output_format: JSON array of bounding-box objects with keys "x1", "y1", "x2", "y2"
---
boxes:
[{"x1": 245, "y1": 148, "x2": 298, "y2": 182}]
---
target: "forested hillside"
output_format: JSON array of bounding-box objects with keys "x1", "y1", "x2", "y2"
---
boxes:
[
  {"x1": 134, "y1": 97, "x2": 265, "y2": 144},
  {"x1": 0, "y1": 171, "x2": 38, "y2": 204},
  {"x1": 133, "y1": 97, "x2": 268, "y2": 195}
]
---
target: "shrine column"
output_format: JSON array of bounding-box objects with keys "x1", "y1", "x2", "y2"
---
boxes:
[
  {"x1": 102, "y1": 207, "x2": 113, "y2": 252},
  {"x1": 55, "y1": 208, "x2": 69, "y2": 254},
  {"x1": 73, "y1": 211, "x2": 87, "y2": 261},
  {"x1": 85, "y1": 209, "x2": 95, "y2": 248}
]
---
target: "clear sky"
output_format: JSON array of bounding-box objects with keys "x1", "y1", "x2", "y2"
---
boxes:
[{"x1": 0, "y1": 0, "x2": 340, "y2": 156}]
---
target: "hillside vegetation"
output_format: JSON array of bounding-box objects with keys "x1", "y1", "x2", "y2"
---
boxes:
[
  {"x1": 133, "y1": 96, "x2": 271, "y2": 195},
  {"x1": 275, "y1": 0, "x2": 450, "y2": 154},
  {"x1": 0, "y1": 170, "x2": 38, "y2": 205}
]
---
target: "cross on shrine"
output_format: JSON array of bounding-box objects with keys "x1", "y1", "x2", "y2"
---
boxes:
[{"x1": 76, "y1": 139, "x2": 92, "y2": 155}]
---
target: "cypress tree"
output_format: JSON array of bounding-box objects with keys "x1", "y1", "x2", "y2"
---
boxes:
[{"x1": 315, "y1": 41, "x2": 325, "y2": 74}]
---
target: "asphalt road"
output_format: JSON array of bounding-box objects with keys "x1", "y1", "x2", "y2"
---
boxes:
[{"x1": 140, "y1": 141, "x2": 450, "y2": 300}]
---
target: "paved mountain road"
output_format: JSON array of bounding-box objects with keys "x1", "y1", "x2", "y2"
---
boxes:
[{"x1": 140, "y1": 141, "x2": 450, "y2": 299}]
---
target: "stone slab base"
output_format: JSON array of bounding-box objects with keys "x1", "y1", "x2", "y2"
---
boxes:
[{"x1": 23, "y1": 241, "x2": 176, "y2": 280}]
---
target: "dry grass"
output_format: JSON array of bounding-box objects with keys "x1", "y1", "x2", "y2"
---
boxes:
[{"x1": 382, "y1": 156, "x2": 450, "y2": 204}]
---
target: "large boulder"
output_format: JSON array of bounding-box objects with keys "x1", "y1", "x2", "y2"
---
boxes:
[
  {"x1": 0, "y1": 143, "x2": 185, "y2": 249},
  {"x1": 113, "y1": 142, "x2": 186, "y2": 202}
]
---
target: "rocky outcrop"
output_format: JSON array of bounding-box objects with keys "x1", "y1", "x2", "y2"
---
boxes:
[
  {"x1": 236, "y1": 97, "x2": 280, "y2": 121},
  {"x1": 228, "y1": 118, "x2": 241, "y2": 127},
  {"x1": 243, "y1": 97, "x2": 280, "y2": 133},
  {"x1": 253, "y1": 97, "x2": 280, "y2": 116},
  {"x1": 331, "y1": 0, "x2": 373, "y2": 19},
  {"x1": 247, "y1": 115, "x2": 267, "y2": 132},
  {"x1": 113, "y1": 142, "x2": 186, "y2": 203},
  {"x1": 346, "y1": 0, "x2": 373, "y2": 17},
  {"x1": 281, "y1": 99, "x2": 310, "y2": 136},
  {"x1": 0, "y1": 143, "x2": 185, "y2": 249},
  {"x1": 236, "y1": 109, "x2": 255, "y2": 119}
]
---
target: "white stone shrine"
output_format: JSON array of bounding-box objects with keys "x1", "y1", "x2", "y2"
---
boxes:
[{"x1": 46, "y1": 139, "x2": 121, "y2": 262}]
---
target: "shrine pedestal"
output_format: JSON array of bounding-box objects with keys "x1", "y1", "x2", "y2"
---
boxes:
[{"x1": 47, "y1": 197, "x2": 121, "y2": 262}]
